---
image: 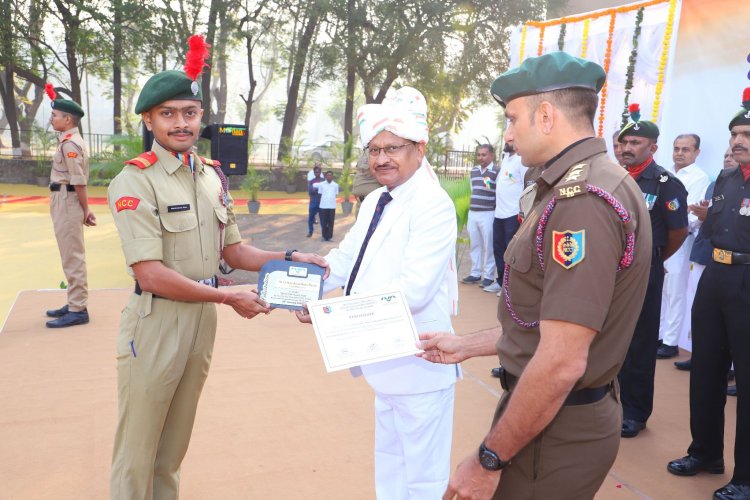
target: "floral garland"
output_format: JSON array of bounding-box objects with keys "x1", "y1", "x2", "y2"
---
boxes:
[
  {"x1": 621, "y1": 7, "x2": 645, "y2": 127},
  {"x1": 526, "y1": 0, "x2": 668, "y2": 28},
  {"x1": 557, "y1": 23, "x2": 567, "y2": 51},
  {"x1": 537, "y1": 25, "x2": 546, "y2": 56},
  {"x1": 580, "y1": 19, "x2": 590, "y2": 59},
  {"x1": 651, "y1": 0, "x2": 677, "y2": 122},
  {"x1": 519, "y1": 25, "x2": 528, "y2": 63},
  {"x1": 597, "y1": 12, "x2": 617, "y2": 137}
]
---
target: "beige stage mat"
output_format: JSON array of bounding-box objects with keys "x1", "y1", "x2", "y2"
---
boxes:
[{"x1": 0, "y1": 285, "x2": 737, "y2": 499}]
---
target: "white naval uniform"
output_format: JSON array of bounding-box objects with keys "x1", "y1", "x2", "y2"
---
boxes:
[
  {"x1": 324, "y1": 163, "x2": 459, "y2": 500},
  {"x1": 660, "y1": 163, "x2": 710, "y2": 347}
]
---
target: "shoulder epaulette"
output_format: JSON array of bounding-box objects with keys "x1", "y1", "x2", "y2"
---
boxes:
[
  {"x1": 556, "y1": 162, "x2": 589, "y2": 200},
  {"x1": 199, "y1": 156, "x2": 221, "y2": 167},
  {"x1": 61, "y1": 133, "x2": 72, "y2": 143},
  {"x1": 124, "y1": 151, "x2": 158, "y2": 170}
]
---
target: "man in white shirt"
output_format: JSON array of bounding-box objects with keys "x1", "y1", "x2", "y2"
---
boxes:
[
  {"x1": 298, "y1": 86, "x2": 459, "y2": 499},
  {"x1": 658, "y1": 134, "x2": 710, "y2": 359},
  {"x1": 314, "y1": 170, "x2": 339, "y2": 241},
  {"x1": 485, "y1": 142, "x2": 526, "y2": 294}
]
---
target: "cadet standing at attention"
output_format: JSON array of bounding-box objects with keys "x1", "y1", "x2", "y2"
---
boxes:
[
  {"x1": 418, "y1": 52, "x2": 652, "y2": 499},
  {"x1": 107, "y1": 35, "x2": 326, "y2": 499},
  {"x1": 44, "y1": 83, "x2": 96, "y2": 328}
]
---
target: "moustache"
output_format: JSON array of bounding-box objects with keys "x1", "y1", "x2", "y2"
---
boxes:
[
  {"x1": 168, "y1": 129, "x2": 193, "y2": 136},
  {"x1": 733, "y1": 146, "x2": 748, "y2": 152}
]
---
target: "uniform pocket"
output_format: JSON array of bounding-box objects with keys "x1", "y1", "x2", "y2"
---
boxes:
[
  {"x1": 160, "y1": 211, "x2": 198, "y2": 261},
  {"x1": 214, "y1": 206, "x2": 228, "y2": 224}
]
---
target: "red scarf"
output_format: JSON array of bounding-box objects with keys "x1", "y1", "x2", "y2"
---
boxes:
[
  {"x1": 626, "y1": 155, "x2": 653, "y2": 179},
  {"x1": 741, "y1": 164, "x2": 750, "y2": 182}
]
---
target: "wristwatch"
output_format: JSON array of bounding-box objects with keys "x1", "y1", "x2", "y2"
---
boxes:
[
  {"x1": 478, "y1": 442, "x2": 511, "y2": 471},
  {"x1": 285, "y1": 249, "x2": 298, "y2": 261}
]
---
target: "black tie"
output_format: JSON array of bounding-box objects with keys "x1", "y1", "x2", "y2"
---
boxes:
[{"x1": 345, "y1": 192, "x2": 393, "y2": 295}]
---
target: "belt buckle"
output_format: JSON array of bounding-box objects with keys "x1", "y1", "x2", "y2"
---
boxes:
[{"x1": 713, "y1": 248, "x2": 732, "y2": 265}]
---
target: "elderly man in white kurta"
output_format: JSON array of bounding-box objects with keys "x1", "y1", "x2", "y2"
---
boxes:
[
  {"x1": 658, "y1": 134, "x2": 710, "y2": 358},
  {"x1": 299, "y1": 87, "x2": 459, "y2": 499}
]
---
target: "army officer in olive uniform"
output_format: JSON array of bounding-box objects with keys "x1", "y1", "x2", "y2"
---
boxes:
[
  {"x1": 107, "y1": 43, "x2": 327, "y2": 499},
  {"x1": 418, "y1": 52, "x2": 652, "y2": 499}
]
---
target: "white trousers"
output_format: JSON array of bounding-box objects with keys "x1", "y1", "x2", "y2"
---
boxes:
[
  {"x1": 660, "y1": 234, "x2": 694, "y2": 346},
  {"x1": 678, "y1": 261, "x2": 705, "y2": 352},
  {"x1": 468, "y1": 210, "x2": 496, "y2": 279},
  {"x1": 374, "y1": 386, "x2": 455, "y2": 500}
]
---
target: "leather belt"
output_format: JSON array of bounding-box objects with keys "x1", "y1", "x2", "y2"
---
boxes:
[
  {"x1": 713, "y1": 248, "x2": 750, "y2": 265},
  {"x1": 134, "y1": 276, "x2": 218, "y2": 298},
  {"x1": 49, "y1": 183, "x2": 75, "y2": 192},
  {"x1": 496, "y1": 366, "x2": 610, "y2": 407}
]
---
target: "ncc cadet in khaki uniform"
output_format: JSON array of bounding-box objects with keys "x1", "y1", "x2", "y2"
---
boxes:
[
  {"x1": 44, "y1": 84, "x2": 97, "y2": 328},
  {"x1": 616, "y1": 108, "x2": 688, "y2": 438},
  {"x1": 417, "y1": 52, "x2": 652, "y2": 499},
  {"x1": 106, "y1": 35, "x2": 326, "y2": 499},
  {"x1": 667, "y1": 88, "x2": 750, "y2": 500}
]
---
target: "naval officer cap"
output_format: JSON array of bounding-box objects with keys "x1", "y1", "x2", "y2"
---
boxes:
[
  {"x1": 44, "y1": 84, "x2": 85, "y2": 118},
  {"x1": 135, "y1": 34, "x2": 209, "y2": 114},
  {"x1": 490, "y1": 51, "x2": 606, "y2": 107},
  {"x1": 618, "y1": 103, "x2": 660, "y2": 141},
  {"x1": 728, "y1": 87, "x2": 750, "y2": 130}
]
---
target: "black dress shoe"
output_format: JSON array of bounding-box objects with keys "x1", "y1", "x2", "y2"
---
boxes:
[
  {"x1": 667, "y1": 455, "x2": 724, "y2": 476},
  {"x1": 491, "y1": 367, "x2": 501, "y2": 378},
  {"x1": 657, "y1": 344, "x2": 679, "y2": 359},
  {"x1": 46, "y1": 304, "x2": 69, "y2": 318},
  {"x1": 674, "y1": 358, "x2": 692, "y2": 371},
  {"x1": 621, "y1": 419, "x2": 646, "y2": 438},
  {"x1": 727, "y1": 385, "x2": 737, "y2": 397},
  {"x1": 714, "y1": 482, "x2": 750, "y2": 500},
  {"x1": 46, "y1": 309, "x2": 89, "y2": 328}
]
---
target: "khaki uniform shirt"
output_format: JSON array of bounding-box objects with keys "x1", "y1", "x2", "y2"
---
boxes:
[
  {"x1": 497, "y1": 138, "x2": 652, "y2": 389},
  {"x1": 107, "y1": 141, "x2": 241, "y2": 280},
  {"x1": 51, "y1": 127, "x2": 89, "y2": 185}
]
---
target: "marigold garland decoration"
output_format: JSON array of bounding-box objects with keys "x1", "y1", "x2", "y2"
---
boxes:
[
  {"x1": 557, "y1": 23, "x2": 567, "y2": 51},
  {"x1": 526, "y1": 0, "x2": 668, "y2": 28},
  {"x1": 580, "y1": 19, "x2": 590, "y2": 59},
  {"x1": 597, "y1": 12, "x2": 617, "y2": 137},
  {"x1": 537, "y1": 25, "x2": 546, "y2": 56},
  {"x1": 622, "y1": 7, "x2": 645, "y2": 127},
  {"x1": 651, "y1": 0, "x2": 677, "y2": 122},
  {"x1": 519, "y1": 25, "x2": 528, "y2": 63}
]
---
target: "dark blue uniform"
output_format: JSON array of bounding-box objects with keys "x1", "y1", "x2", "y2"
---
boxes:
[
  {"x1": 618, "y1": 160, "x2": 688, "y2": 424},
  {"x1": 688, "y1": 166, "x2": 750, "y2": 485}
]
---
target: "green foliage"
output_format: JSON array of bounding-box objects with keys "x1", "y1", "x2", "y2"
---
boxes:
[
  {"x1": 437, "y1": 173, "x2": 471, "y2": 235},
  {"x1": 31, "y1": 125, "x2": 56, "y2": 176},
  {"x1": 241, "y1": 167, "x2": 267, "y2": 202},
  {"x1": 89, "y1": 134, "x2": 142, "y2": 186},
  {"x1": 280, "y1": 137, "x2": 303, "y2": 183}
]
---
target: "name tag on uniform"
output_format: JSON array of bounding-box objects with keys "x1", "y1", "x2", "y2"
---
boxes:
[{"x1": 167, "y1": 204, "x2": 191, "y2": 213}]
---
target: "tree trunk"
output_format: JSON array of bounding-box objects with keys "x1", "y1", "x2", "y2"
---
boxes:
[
  {"x1": 277, "y1": 10, "x2": 319, "y2": 160},
  {"x1": 201, "y1": 0, "x2": 221, "y2": 126},
  {"x1": 0, "y1": 0, "x2": 21, "y2": 152},
  {"x1": 112, "y1": 0, "x2": 123, "y2": 136},
  {"x1": 243, "y1": 32, "x2": 256, "y2": 129},
  {"x1": 343, "y1": 0, "x2": 356, "y2": 158},
  {"x1": 213, "y1": 10, "x2": 229, "y2": 124}
]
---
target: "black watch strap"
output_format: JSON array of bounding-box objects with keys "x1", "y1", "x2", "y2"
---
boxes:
[
  {"x1": 478, "y1": 442, "x2": 511, "y2": 471},
  {"x1": 285, "y1": 249, "x2": 298, "y2": 261}
]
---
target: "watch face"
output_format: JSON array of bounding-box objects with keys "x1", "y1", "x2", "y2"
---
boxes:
[{"x1": 480, "y1": 451, "x2": 500, "y2": 470}]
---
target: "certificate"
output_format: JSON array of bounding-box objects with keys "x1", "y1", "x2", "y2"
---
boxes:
[
  {"x1": 307, "y1": 287, "x2": 420, "y2": 372},
  {"x1": 257, "y1": 260, "x2": 325, "y2": 311}
]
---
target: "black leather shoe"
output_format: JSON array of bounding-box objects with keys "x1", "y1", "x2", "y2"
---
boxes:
[
  {"x1": 657, "y1": 344, "x2": 679, "y2": 359},
  {"x1": 714, "y1": 482, "x2": 750, "y2": 500},
  {"x1": 46, "y1": 309, "x2": 89, "y2": 328},
  {"x1": 727, "y1": 385, "x2": 737, "y2": 397},
  {"x1": 667, "y1": 455, "x2": 725, "y2": 476},
  {"x1": 45, "y1": 304, "x2": 69, "y2": 318},
  {"x1": 491, "y1": 367, "x2": 501, "y2": 378},
  {"x1": 674, "y1": 358, "x2": 692, "y2": 371},
  {"x1": 461, "y1": 275, "x2": 481, "y2": 284},
  {"x1": 621, "y1": 419, "x2": 646, "y2": 438}
]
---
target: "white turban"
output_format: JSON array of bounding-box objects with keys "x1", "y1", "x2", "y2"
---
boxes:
[{"x1": 357, "y1": 86, "x2": 429, "y2": 147}]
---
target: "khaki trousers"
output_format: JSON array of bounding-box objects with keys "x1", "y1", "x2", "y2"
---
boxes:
[
  {"x1": 50, "y1": 190, "x2": 87, "y2": 311},
  {"x1": 493, "y1": 387, "x2": 621, "y2": 500},
  {"x1": 111, "y1": 293, "x2": 217, "y2": 500}
]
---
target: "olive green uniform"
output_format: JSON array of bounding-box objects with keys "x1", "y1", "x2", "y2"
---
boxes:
[
  {"x1": 494, "y1": 138, "x2": 652, "y2": 499},
  {"x1": 107, "y1": 141, "x2": 241, "y2": 499},
  {"x1": 50, "y1": 127, "x2": 89, "y2": 312}
]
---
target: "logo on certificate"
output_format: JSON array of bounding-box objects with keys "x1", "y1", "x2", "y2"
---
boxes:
[{"x1": 322, "y1": 306, "x2": 332, "y2": 314}]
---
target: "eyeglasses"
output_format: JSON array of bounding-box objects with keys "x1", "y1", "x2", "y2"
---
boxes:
[{"x1": 366, "y1": 142, "x2": 415, "y2": 158}]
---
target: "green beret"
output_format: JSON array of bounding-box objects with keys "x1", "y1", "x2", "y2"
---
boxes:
[
  {"x1": 490, "y1": 52, "x2": 606, "y2": 107},
  {"x1": 618, "y1": 120, "x2": 660, "y2": 141},
  {"x1": 135, "y1": 70, "x2": 202, "y2": 114},
  {"x1": 51, "y1": 99, "x2": 84, "y2": 118}
]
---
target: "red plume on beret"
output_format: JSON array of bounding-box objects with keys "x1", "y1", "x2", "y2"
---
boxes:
[
  {"x1": 743, "y1": 87, "x2": 750, "y2": 109},
  {"x1": 45, "y1": 83, "x2": 57, "y2": 101},
  {"x1": 628, "y1": 103, "x2": 640, "y2": 113},
  {"x1": 184, "y1": 34, "x2": 210, "y2": 81}
]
